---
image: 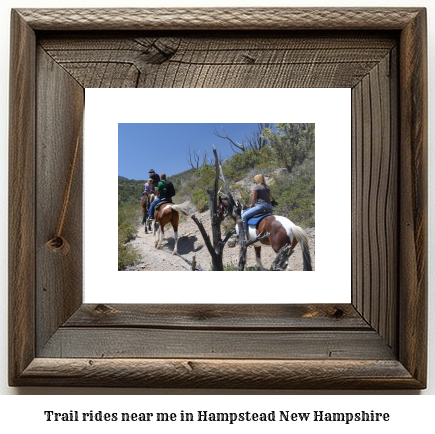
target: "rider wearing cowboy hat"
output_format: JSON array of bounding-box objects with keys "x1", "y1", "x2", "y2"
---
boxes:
[{"x1": 148, "y1": 169, "x2": 160, "y2": 194}]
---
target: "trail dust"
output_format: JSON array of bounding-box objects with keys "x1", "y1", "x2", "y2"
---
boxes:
[{"x1": 125, "y1": 201, "x2": 315, "y2": 271}]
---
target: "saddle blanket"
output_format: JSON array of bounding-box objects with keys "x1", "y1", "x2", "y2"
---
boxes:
[
  {"x1": 155, "y1": 199, "x2": 173, "y2": 211},
  {"x1": 247, "y1": 213, "x2": 273, "y2": 226}
]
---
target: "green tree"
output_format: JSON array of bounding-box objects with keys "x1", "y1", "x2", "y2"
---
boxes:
[{"x1": 262, "y1": 123, "x2": 315, "y2": 173}]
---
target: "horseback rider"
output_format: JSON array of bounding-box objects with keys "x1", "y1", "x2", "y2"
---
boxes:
[
  {"x1": 148, "y1": 169, "x2": 160, "y2": 194},
  {"x1": 141, "y1": 178, "x2": 154, "y2": 197},
  {"x1": 147, "y1": 173, "x2": 168, "y2": 221},
  {"x1": 241, "y1": 174, "x2": 273, "y2": 240},
  {"x1": 144, "y1": 178, "x2": 154, "y2": 195}
]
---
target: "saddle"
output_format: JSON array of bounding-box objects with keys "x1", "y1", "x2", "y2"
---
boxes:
[
  {"x1": 155, "y1": 198, "x2": 173, "y2": 212},
  {"x1": 247, "y1": 213, "x2": 273, "y2": 227}
]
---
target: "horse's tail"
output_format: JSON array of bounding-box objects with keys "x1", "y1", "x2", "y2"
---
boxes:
[
  {"x1": 292, "y1": 225, "x2": 312, "y2": 271},
  {"x1": 171, "y1": 204, "x2": 189, "y2": 216}
]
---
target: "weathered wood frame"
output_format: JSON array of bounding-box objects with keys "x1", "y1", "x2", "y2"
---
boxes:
[{"x1": 9, "y1": 8, "x2": 427, "y2": 388}]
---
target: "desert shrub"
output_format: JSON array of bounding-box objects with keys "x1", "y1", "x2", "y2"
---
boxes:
[
  {"x1": 195, "y1": 164, "x2": 216, "y2": 184},
  {"x1": 223, "y1": 147, "x2": 274, "y2": 181},
  {"x1": 270, "y1": 156, "x2": 315, "y2": 228},
  {"x1": 118, "y1": 204, "x2": 140, "y2": 243},
  {"x1": 118, "y1": 242, "x2": 141, "y2": 270},
  {"x1": 223, "y1": 262, "x2": 260, "y2": 271},
  {"x1": 274, "y1": 179, "x2": 315, "y2": 228},
  {"x1": 192, "y1": 189, "x2": 209, "y2": 212},
  {"x1": 223, "y1": 262, "x2": 239, "y2": 271},
  {"x1": 118, "y1": 203, "x2": 142, "y2": 270},
  {"x1": 263, "y1": 123, "x2": 315, "y2": 173}
]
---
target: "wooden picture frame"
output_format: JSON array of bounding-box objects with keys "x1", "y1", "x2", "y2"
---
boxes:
[{"x1": 9, "y1": 8, "x2": 427, "y2": 389}]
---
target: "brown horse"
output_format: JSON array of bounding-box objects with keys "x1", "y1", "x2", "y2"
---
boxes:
[
  {"x1": 218, "y1": 197, "x2": 312, "y2": 271},
  {"x1": 141, "y1": 192, "x2": 155, "y2": 233},
  {"x1": 152, "y1": 202, "x2": 189, "y2": 255}
]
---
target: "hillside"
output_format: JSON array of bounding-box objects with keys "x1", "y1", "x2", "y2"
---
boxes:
[
  {"x1": 118, "y1": 176, "x2": 146, "y2": 206},
  {"x1": 119, "y1": 152, "x2": 315, "y2": 229}
]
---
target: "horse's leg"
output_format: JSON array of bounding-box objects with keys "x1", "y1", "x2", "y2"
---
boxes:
[
  {"x1": 172, "y1": 211, "x2": 180, "y2": 255},
  {"x1": 141, "y1": 200, "x2": 147, "y2": 232},
  {"x1": 157, "y1": 225, "x2": 164, "y2": 249},
  {"x1": 152, "y1": 220, "x2": 158, "y2": 245},
  {"x1": 254, "y1": 246, "x2": 266, "y2": 271},
  {"x1": 285, "y1": 239, "x2": 297, "y2": 271},
  {"x1": 154, "y1": 211, "x2": 164, "y2": 249},
  {"x1": 143, "y1": 212, "x2": 148, "y2": 233},
  {"x1": 172, "y1": 230, "x2": 178, "y2": 255}
]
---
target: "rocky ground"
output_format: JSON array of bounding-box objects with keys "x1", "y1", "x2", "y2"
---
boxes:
[{"x1": 124, "y1": 201, "x2": 315, "y2": 272}]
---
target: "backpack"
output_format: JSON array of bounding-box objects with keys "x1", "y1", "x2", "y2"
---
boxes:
[{"x1": 165, "y1": 181, "x2": 176, "y2": 198}]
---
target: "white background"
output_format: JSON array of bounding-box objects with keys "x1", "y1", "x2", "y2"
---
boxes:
[
  {"x1": 85, "y1": 88, "x2": 351, "y2": 303},
  {"x1": 0, "y1": 0, "x2": 434, "y2": 425}
]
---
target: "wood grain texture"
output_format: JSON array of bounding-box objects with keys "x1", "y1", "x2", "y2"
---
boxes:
[
  {"x1": 35, "y1": 48, "x2": 84, "y2": 353},
  {"x1": 15, "y1": 8, "x2": 422, "y2": 31},
  {"x1": 8, "y1": 8, "x2": 427, "y2": 389},
  {"x1": 8, "y1": 10, "x2": 36, "y2": 386},
  {"x1": 351, "y1": 51, "x2": 398, "y2": 351},
  {"x1": 65, "y1": 304, "x2": 368, "y2": 329},
  {"x1": 17, "y1": 358, "x2": 420, "y2": 389},
  {"x1": 38, "y1": 329, "x2": 395, "y2": 360},
  {"x1": 38, "y1": 33, "x2": 397, "y2": 89},
  {"x1": 398, "y1": 8, "x2": 428, "y2": 386}
]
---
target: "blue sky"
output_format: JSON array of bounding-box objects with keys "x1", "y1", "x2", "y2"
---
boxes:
[{"x1": 118, "y1": 123, "x2": 266, "y2": 180}]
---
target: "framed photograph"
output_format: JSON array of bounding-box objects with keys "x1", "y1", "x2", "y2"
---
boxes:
[{"x1": 9, "y1": 8, "x2": 427, "y2": 388}]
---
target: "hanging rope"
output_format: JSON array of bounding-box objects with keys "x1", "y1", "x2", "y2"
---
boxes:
[{"x1": 45, "y1": 132, "x2": 81, "y2": 255}]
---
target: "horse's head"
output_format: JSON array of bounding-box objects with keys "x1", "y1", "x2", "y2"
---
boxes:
[
  {"x1": 218, "y1": 196, "x2": 244, "y2": 222},
  {"x1": 218, "y1": 196, "x2": 229, "y2": 221}
]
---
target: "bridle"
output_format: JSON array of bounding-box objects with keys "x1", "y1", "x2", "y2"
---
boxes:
[
  {"x1": 218, "y1": 197, "x2": 243, "y2": 222},
  {"x1": 218, "y1": 200, "x2": 228, "y2": 221}
]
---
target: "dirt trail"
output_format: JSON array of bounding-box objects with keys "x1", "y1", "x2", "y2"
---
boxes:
[{"x1": 125, "y1": 201, "x2": 315, "y2": 271}]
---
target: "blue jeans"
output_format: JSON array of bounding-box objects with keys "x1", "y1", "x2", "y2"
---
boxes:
[
  {"x1": 241, "y1": 203, "x2": 273, "y2": 235},
  {"x1": 148, "y1": 197, "x2": 163, "y2": 219}
]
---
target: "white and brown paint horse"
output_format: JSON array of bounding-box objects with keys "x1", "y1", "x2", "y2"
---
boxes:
[
  {"x1": 152, "y1": 201, "x2": 189, "y2": 255},
  {"x1": 141, "y1": 192, "x2": 155, "y2": 233},
  {"x1": 218, "y1": 197, "x2": 312, "y2": 271}
]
